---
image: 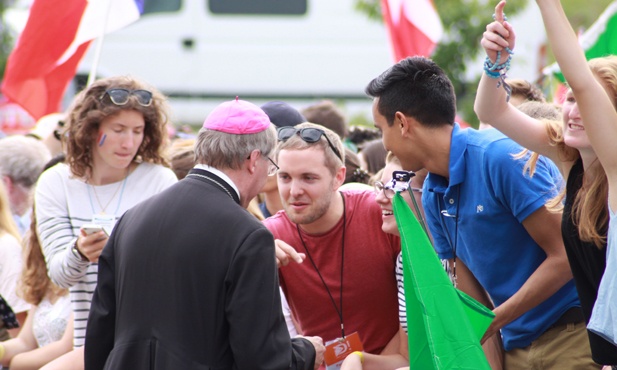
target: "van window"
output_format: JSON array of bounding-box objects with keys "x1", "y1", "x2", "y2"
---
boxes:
[
  {"x1": 208, "y1": 0, "x2": 307, "y2": 15},
  {"x1": 143, "y1": 0, "x2": 181, "y2": 15}
]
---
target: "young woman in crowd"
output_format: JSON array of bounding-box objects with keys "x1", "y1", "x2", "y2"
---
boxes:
[
  {"x1": 35, "y1": 76, "x2": 177, "y2": 369},
  {"x1": 0, "y1": 204, "x2": 72, "y2": 369},
  {"x1": 0, "y1": 181, "x2": 26, "y2": 339},
  {"x1": 475, "y1": 0, "x2": 617, "y2": 366},
  {"x1": 530, "y1": 0, "x2": 617, "y2": 354}
]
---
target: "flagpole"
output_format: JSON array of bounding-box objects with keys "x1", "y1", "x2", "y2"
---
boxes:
[{"x1": 87, "y1": 0, "x2": 114, "y2": 87}]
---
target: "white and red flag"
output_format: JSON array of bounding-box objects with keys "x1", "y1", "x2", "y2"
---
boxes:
[
  {"x1": 381, "y1": 0, "x2": 444, "y2": 62},
  {"x1": 1, "y1": 0, "x2": 144, "y2": 121}
]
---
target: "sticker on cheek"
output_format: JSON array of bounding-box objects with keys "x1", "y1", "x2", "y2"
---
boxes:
[{"x1": 98, "y1": 133, "x2": 107, "y2": 147}]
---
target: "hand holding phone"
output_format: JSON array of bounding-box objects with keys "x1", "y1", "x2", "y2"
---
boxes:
[
  {"x1": 81, "y1": 223, "x2": 107, "y2": 236},
  {"x1": 78, "y1": 224, "x2": 108, "y2": 263}
]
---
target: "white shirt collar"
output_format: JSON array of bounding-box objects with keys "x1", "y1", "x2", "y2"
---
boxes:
[{"x1": 193, "y1": 164, "x2": 241, "y2": 200}]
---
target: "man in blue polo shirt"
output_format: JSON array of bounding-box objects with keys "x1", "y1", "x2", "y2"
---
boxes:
[{"x1": 365, "y1": 56, "x2": 597, "y2": 369}]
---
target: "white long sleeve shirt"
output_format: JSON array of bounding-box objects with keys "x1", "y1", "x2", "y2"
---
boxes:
[{"x1": 35, "y1": 162, "x2": 177, "y2": 347}]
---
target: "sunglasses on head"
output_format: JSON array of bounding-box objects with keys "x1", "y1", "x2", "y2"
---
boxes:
[
  {"x1": 101, "y1": 89, "x2": 153, "y2": 107},
  {"x1": 374, "y1": 171, "x2": 421, "y2": 199},
  {"x1": 277, "y1": 127, "x2": 342, "y2": 161}
]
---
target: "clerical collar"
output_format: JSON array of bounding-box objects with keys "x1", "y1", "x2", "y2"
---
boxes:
[{"x1": 193, "y1": 164, "x2": 240, "y2": 200}]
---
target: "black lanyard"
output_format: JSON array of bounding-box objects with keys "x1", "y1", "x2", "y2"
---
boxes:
[
  {"x1": 440, "y1": 186, "x2": 461, "y2": 286},
  {"x1": 296, "y1": 192, "x2": 347, "y2": 338}
]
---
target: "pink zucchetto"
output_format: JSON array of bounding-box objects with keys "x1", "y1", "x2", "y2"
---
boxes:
[{"x1": 203, "y1": 97, "x2": 271, "y2": 134}]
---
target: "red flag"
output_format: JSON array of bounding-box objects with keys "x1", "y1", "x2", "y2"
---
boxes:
[
  {"x1": 2, "y1": 1, "x2": 90, "y2": 121},
  {"x1": 1, "y1": 0, "x2": 143, "y2": 122},
  {"x1": 381, "y1": 0, "x2": 443, "y2": 62}
]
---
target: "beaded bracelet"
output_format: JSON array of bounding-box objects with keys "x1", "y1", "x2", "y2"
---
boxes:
[
  {"x1": 483, "y1": 58, "x2": 513, "y2": 102},
  {"x1": 488, "y1": 11, "x2": 513, "y2": 101},
  {"x1": 484, "y1": 51, "x2": 513, "y2": 73},
  {"x1": 483, "y1": 65, "x2": 501, "y2": 79}
]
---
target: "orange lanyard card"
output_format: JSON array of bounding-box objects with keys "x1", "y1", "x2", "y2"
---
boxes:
[{"x1": 324, "y1": 331, "x2": 363, "y2": 369}]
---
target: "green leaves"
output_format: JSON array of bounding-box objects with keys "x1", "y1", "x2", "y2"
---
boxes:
[
  {"x1": 0, "y1": 1, "x2": 13, "y2": 82},
  {"x1": 353, "y1": 0, "x2": 526, "y2": 127}
]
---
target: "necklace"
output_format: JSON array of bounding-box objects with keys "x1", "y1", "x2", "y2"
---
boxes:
[
  {"x1": 296, "y1": 192, "x2": 347, "y2": 338},
  {"x1": 87, "y1": 169, "x2": 130, "y2": 214}
]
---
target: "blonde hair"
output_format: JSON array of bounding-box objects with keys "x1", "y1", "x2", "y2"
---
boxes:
[
  {"x1": 167, "y1": 138, "x2": 196, "y2": 180},
  {"x1": 274, "y1": 122, "x2": 345, "y2": 176},
  {"x1": 247, "y1": 198, "x2": 265, "y2": 221},
  {"x1": 546, "y1": 57, "x2": 617, "y2": 248},
  {"x1": 506, "y1": 78, "x2": 546, "y2": 104},
  {"x1": 18, "y1": 205, "x2": 67, "y2": 305},
  {"x1": 512, "y1": 102, "x2": 562, "y2": 177},
  {"x1": 522, "y1": 117, "x2": 606, "y2": 247},
  {"x1": 0, "y1": 182, "x2": 20, "y2": 241},
  {"x1": 590, "y1": 56, "x2": 617, "y2": 105}
]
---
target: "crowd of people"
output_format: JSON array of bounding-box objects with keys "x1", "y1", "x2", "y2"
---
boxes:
[{"x1": 0, "y1": 0, "x2": 615, "y2": 369}]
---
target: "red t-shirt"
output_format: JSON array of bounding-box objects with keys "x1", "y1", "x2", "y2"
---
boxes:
[{"x1": 264, "y1": 190, "x2": 401, "y2": 354}]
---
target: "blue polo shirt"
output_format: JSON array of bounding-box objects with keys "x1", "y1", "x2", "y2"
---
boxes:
[{"x1": 422, "y1": 124, "x2": 579, "y2": 351}]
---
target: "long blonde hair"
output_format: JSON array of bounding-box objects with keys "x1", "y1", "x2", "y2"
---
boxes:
[
  {"x1": 18, "y1": 205, "x2": 67, "y2": 305},
  {"x1": 546, "y1": 56, "x2": 617, "y2": 248},
  {"x1": 0, "y1": 181, "x2": 20, "y2": 242}
]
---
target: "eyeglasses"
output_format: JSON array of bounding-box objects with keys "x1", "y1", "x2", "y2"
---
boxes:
[
  {"x1": 277, "y1": 127, "x2": 343, "y2": 161},
  {"x1": 374, "y1": 171, "x2": 422, "y2": 199},
  {"x1": 266, "y1": 155, "x2": 279, "y2": 176},
  {"x1": 101, "y1": 89, "x2": 153, "y2": 107}
]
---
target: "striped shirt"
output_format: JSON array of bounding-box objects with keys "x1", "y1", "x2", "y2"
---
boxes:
[
  {"x1": 35, "y1": 163, "x2": 177, "y2": 347},
  {"x1": 395, "y1": 253, "x2": 407, "y2": 334}
]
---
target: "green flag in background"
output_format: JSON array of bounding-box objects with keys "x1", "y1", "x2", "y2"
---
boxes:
[
  {"x1": 392, "y1": 193, "x2": 494, "y2": 369},
  {"x1": 546, "y1": 1, "x2": 617, "y2": 81}
]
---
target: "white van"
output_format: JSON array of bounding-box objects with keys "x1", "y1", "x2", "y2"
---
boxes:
[{"x1": 74, "y1": 0, "x2": 393, "y2": 124}]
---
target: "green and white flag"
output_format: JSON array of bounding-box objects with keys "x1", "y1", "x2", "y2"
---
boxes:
[
  {"x1": 392, "y1": 193, "x2": 494, "y2": 369},
  {"x1": 545, "y1": 1, "x2": 617, "y2": 80}
]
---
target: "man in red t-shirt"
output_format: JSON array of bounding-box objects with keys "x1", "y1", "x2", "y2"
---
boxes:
[{"x1": 263, "y1": 122, "x2": 400, "y2": 360}]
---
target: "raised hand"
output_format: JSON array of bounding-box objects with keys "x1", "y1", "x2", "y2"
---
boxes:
[{"x1": 481, "y1": 0, "x2": 516, "y2": 65}]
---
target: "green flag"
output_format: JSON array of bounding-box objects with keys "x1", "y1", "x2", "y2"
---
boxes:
[
  {"x1": 545, "y1": 1, "x2": 617, "y2": 81},
  {"x1": 392, "y1": 193, "x2": 494, "y2": 369}
]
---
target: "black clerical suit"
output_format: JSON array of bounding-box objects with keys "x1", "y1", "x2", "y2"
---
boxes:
[{"x1": 85, "y1": 168, "x2": 315, "y2": 370}]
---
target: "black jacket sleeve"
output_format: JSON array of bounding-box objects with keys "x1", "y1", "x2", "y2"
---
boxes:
[
  {"x1": 226, "y1": 228, "x2": 315, "y2": 370},
  {"x1": 84, "y1": 221, "x2": 119, "y2": 370}
]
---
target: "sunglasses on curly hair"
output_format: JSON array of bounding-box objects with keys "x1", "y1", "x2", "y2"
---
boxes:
[
  {"x1": 101, "y1": 89, "x2": 153, "y2": 107},
  {"x1": 277, "y1": 127, "x2": 342, "y2": 161}
]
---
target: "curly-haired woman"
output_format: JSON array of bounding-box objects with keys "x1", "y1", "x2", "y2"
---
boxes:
[{"x1": 35, "y1": 76, "x2": 177, "y2": 369}]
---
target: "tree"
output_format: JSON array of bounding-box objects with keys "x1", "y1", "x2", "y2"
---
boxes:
[
  {"x1": 355, "y1": 0, "x2": 527, "y2": 125},
  {"x1": 0, "y1": 0, "x2": 13, "y2": 83},
  {"x1": 354, "y1": 0, "x2": 613, "y2": 125},
  {"x1": 562, "y1": 0, "x2": 614, "y2": 28}
]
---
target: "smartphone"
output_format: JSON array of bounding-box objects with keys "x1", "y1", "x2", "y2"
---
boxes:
[{"x1": 81, "y1": 223, "x2": 107, "y2": 236}]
